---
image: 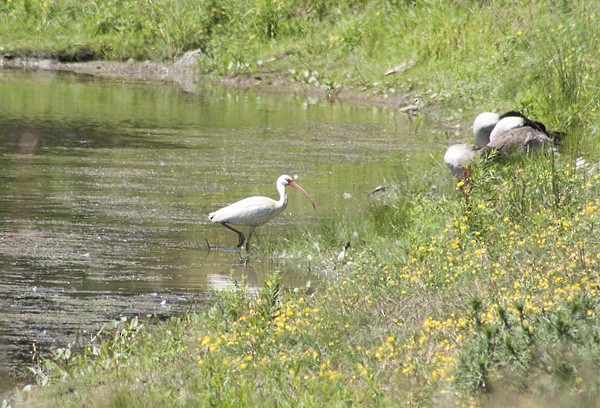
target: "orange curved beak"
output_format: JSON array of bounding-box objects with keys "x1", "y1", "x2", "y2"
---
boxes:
[{"x1": 289, "y1": 180, "x2": 316, "y2": 209}]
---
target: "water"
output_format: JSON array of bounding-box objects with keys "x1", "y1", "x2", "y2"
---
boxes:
[{"x1": 0, "y1": 69, "x2": 444, "y2": 394}]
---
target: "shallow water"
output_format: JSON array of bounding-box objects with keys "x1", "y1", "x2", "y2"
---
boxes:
[{"x1": 0, "y1": 69, "x2": 446, "y2": 394}]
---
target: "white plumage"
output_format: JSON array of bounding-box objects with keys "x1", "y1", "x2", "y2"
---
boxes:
[
  {"x1": 488, "y1": 115, "x2": 527, "y2": 142},
  {"x1": 444, "y1": 112, "x2": 499, "y2": 179},
  {"x1": 209, "y1": 174, "x2": 315, "y2": 250},
  {"x1": 444, "y1": 143, "x2": 482, "y2": 178}
]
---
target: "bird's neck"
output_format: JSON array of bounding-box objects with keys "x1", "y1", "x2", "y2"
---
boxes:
[
  {"x1": 474, "y1": 124, "x2": 495, "y2": 146},
  {"x1": 277, "y1": 184, "x2": 288, "y2": 209}
]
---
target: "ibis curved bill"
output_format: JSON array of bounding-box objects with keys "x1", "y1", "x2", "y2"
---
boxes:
[{"x1": 208, "y1": 175, "x2": 315, "y2": 250}]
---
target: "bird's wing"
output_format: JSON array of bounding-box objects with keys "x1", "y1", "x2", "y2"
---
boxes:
[
  {"x1": 209, "y1": 196, "x2": 279, "y2": 225},
  {"x1": 488, "y1": 127, "x2": 551, "y2": 150}
]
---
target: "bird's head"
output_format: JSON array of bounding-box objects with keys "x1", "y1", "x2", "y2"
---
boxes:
[
  {"x1": 278, "y1": 175, "x2": 316, "y2": 209},
  {"x1": 278, "y1": 175, "x2": 295, "y2": 186}
]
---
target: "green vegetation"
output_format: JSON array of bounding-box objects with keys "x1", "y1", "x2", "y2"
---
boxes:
[
  {"x1": 2, "y1": 0, "x2": 600, "y2": 153},
  {"x1": 3, "y1": 0, "x2": 600, "y2": 406},
  {"x1": 15, "y1": 155, "x2": 600, "y2": 407}
]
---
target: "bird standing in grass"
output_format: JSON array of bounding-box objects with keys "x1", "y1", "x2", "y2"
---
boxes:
[
  {"x1": 209, "y1": 175, "x2": 315, "y2": 250},
  {"x1": 444, "y1": 110, "x2": 559, "y2": 179}
]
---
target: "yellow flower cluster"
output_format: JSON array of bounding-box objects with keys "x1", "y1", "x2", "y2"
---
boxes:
[{"x1": 190, "y1": 161, "x2": 600, "y2": 406}]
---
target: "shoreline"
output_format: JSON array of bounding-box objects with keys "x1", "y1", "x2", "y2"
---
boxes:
[{"x1": 1, "y1": 51, "x2": 419, "y2": 112}]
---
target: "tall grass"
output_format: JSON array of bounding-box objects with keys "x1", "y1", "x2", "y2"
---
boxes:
[
  {"x1": 4, "y1": 0, "x2": 600, "y2": 406},
  {"x1": 14, "y1": 153, "x2": 600, "y2": 407},
  {"x1": 3, "y1": 0, "x2": 600, "y2": 156},
  {"x1": 2, "y1": 0, "x2": 600, "y2": 123}
]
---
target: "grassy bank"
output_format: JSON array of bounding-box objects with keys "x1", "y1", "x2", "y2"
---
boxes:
[
  {"x1": 2, "y1": 0, "x2": 600, "y2": 152},
  {"x1": 3, "y1": 0, "x2": 600, "y2": 406},
  {"x1": 14, "y1": 155, "x2": 600, "y2": 407}
]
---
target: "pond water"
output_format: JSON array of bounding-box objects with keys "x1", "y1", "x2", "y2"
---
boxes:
[{"x1": 0, "y1": 69, "x2": 448, "y2": 394}]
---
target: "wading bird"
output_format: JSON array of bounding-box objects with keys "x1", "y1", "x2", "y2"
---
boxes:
[{"x1": 208, "y1": 175, "x2": 315, "y2": 250}]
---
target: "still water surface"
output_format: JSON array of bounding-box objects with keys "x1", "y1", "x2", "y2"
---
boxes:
[{"x1": 0, "y1": 70, "x2": 444, "y2": 393}]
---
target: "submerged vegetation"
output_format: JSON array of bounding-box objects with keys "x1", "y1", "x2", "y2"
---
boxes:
[{"x1": 3, "y1": 0, "x2": 600, "y2": 406}]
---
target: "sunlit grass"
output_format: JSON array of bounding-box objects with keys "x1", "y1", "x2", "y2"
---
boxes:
[
  {"x1": 3, "y1": 0, "x2": 600, "y2": 147},
  {"x1": 4, "y1": 0, "x2": 600, "y2": 406},
  {"x1": 13, "y1": 152, "x2": 600, "y2": 407}
]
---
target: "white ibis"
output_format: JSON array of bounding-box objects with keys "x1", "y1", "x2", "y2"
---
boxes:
[{"x1": 208, "y1": 175, "x2": 315, "y2": 250}]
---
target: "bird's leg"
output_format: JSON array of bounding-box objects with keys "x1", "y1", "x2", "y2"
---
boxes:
[
  {"x1": 246, "y1": 227, "x2": 257, "y2": 251},
  {"x1": 222, "y1": 223, "x2": 246, "y2": 249}
]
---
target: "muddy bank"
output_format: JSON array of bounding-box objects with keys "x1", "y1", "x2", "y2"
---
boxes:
[
  {"x1": 1, "y1": 51, "x2": 193, "y2": 89},
  {"x1": 1, "y1": 50, "x2": 416, "y2": 111}
]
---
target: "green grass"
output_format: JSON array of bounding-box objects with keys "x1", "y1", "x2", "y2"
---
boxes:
[
  {"x1": 3, "y1": 0, "x2": 600, "y2": 406},
  {"x1": 11, "y1": 155, "x2": 600, "y2": 407},
  {"x1": 2, "y1": 0, "x2": 600, "y2": 150}
]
